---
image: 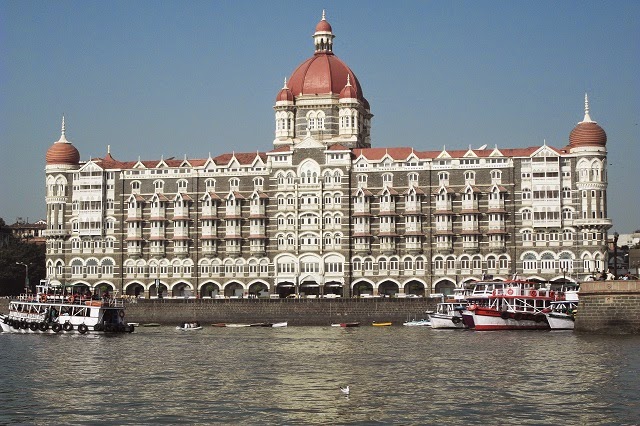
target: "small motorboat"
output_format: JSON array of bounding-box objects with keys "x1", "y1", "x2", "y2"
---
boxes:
[
  {"x1": 127, "y1": 322, "x2": 140, "y2": 327},
  {"x1": 402, "y1": 319, "x2": 431, "y2": 327},
  {"x1": 211, "y1": 323, "x2": 227, "y2": 327},
  {"x1": 331, "y1": 322, "x2": 360, "y2": 327},
  {"x1": 372, "y1": 322, "x2": 392, "y2": 327},
  {"x1": 176, "y1": 322, "x2": 203, "y2": 331},
  {"x1": 225, "y1": 323, "x2": 252, "y2": 328},
  {"x1": 272, "y1": 322, "x2": 288, "y2": 328}
]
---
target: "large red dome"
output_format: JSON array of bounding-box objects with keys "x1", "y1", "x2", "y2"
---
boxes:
[
  {"x1": 46, "y1": 142, "x2": 80, "y2": 165},
  {"x1": 287, "y1": 53, "x2": 365, "y2": 101},
  {"x1": 569, "y1": 121, "x2": 607, "y2": 148}
]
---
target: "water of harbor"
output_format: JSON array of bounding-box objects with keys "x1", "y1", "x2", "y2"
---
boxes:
[{"x1": 1, "y1": 327, "x2": 639, "y2": 425}]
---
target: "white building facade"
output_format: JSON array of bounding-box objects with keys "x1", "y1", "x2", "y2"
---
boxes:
[{"x1": 44, "y1": 14, "x2": 611, "y2": 298}]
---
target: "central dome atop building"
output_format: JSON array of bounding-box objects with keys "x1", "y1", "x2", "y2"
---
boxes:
[{"x1": 286, "y1": 11, "x2": 366, "y2": 103}]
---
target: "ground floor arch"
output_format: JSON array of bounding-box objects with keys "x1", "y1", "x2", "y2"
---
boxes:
[
  {"x1": 224, "y1": 281, "x2": 245, "y2": 298},
  {"x1": 248, "y1": 281, "x2": 269, "y2": 298},
  {"x1": 433, "y1": 278, "x2": 456, "y2": 296},
  {"x1": 378, "y1": 280, "x2": 400, "y2": 297},
  {"x1": 299, "y1": 279, "x2": 320, "y2": 297},
  {"x1": 124, "y1": 281, "x2": 145, "y2": 297},
  {"x1": 171, "y1": 281, "x2": 194, "y2": 298},
  {"x1": 275, "y1": 281, "x2": 295, "y2": 298},
  {"x1": 352, "y1": 280, "x2": 374, "y2": 297},
  {"x1": 199, "y1": 281, "x2": 221, "y2": 298},
  {"x1": 403, "y1": 280, "x2": 426, "y2": 297}
]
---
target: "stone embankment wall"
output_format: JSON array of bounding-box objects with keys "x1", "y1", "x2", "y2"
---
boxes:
[
  {"x1": 0, "y1": 298, "x2": 437, "y2": 326},
  {"x1": 123, "y1": 298, "x2": 438, "y2": 326},
  {"x1": 575, "y1": 280, "x2": 640, "y2": 334}
]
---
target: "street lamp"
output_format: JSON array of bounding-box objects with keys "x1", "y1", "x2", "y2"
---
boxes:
[
  {"x1": 613, "y1": 231, "x2": 619, "y2": 280},
  {"x1": 16, "y1": 262, "x2": 29, "y2": 294}
]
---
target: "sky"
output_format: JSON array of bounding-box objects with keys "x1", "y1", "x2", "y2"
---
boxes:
[{"x1": 1, "y1": 1, "x2": 639, "y2": 233}]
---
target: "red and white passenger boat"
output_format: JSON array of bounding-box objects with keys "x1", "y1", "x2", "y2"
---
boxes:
[
  {"x1": 0, "y1": 280, "x2": 132, "y2": 334},
  {"x1": 461, "y1": 280, "x2": 560, "y2": 331}
]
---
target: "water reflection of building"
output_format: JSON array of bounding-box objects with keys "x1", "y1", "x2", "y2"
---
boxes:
[{"x1": 44, "y1": 12, "x2": 611, "y2": 299}]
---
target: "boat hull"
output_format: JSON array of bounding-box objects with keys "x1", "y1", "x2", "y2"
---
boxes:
[
  {"x1": 331, "y1": 322, "x2": 360, "y2": 327},
  {"x1": 546, "y1": 313, "x2": 575, "y2": 330},
  {"x1": 429, "y1": 313, "x2": 464, "y2": 329},
  {"x1": 462, "y1": 310, "x2": 549, "y2": 331}
]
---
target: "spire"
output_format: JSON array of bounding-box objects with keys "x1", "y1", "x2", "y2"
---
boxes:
[
  {"x1": 56, "y1": 115, "x2": 69, "y2": 144},
  {"x1": 283, "y1": 77, "x2": 288, "y2": 89},
  {"x1": 107, "y1": 144, "x2": 111, "y2": 154},
  {"x1": 322, "y1": 9, "x2": 326, "y2": 21},
  {"x1": 582, "y1": 92, "x2": 593, "y2": 123},
  {"x1": 346, "y1": 74, "x2": 351, "y2": 87}
]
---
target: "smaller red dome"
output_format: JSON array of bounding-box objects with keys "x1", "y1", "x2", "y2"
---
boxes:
[
  {"x1": 46, "y1": 142, "x2": 80, "y2": 165},
  {"x1": 276, "y1": 86, "x2": 294, "y2": 102},
  {"x1": 340, "y1": 82, "x2": 358, "y2": 99},
  {"x1": 569, "y1": 121, "x2": 607, "y2": 148},
  {"x1": 315, "y1": 19, "x2": 332, "y2": 33}
]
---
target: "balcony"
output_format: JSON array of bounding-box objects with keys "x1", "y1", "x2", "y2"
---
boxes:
[
  {"x1": 435, "y1": 201, "x2": 452, "y2": 212},
  {"x1": 225, "y1": 206, "x2": 242, "y2": 217},
  {"x1": 463, "y1": 241, "x2": 479, "y2": 252},
  {"x1": 150, "y1": 246, "x2": 165, "y2": 256},
  {"x1": 435, "y1": 241, "x2": 452, "y2": 252},
  {"x1": 435, "y1": 222, "x2": 452, "y2": 233},
  {"x1": 174, "y1": 245, "x2": 189, "y2": 255},
  {"x1": 405, "y1": 202, "x2": 421, "y2": 214},
  {"x1": 225, "y1": 245, "x2": 241, "y2": 256},
  {"x1": 489, "y1": 241, "x2": 506, "y2": 251},
  {"x1": 572, "y1": 218, "x2": 612, "y2": 227},
  {"x1": 354, "y1": 204, "x2": 370, "y2": 215},
  {"x1": 250, "y1": 205, "x2": 266, "y2": 216},
  {"x1": 379, "y1": 202, "x2": 396, "y2": 214},
  {"x1": 354, "y1": 243, "x2": 370, "y2": 253}
]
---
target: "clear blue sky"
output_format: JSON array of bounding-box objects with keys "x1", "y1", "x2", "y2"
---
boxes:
[{"x1": 1, "y1": 1, "x2": 638, "y2": 233}]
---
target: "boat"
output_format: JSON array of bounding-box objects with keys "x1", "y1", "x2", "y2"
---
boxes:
[
  {"x1": 211, "y1": 323, "x2": 227, "y2": 327},
  {"x1": 0, "y1": 280, "x2": 133, "y2": 334},
  {"x1": 331, "y1": 322, "x2": 360, "y2": 327},
  {"x1": 429, "y1": 302, "x2": 467, "y2": 329},
  {"x1": 225, "y1": 323, "x2": 252, "y2": 328},
  {"x1": 402, "y1": 318, "x2": 431, "y2": 326},
  {"x1": 176, "y1": 322, "x2": 203, "y2": 331},
  {"x1": 141, "y1": 323, "x2": 161, "y2": 327},
  {"x1": 372, "y1": 322, "x2": 392, "y2": 327},
  {"x1": 127, "y1": 322, "x2": 140, "y2": 327},
  {"x1": 461, "y1": 280, "x2": 559, "y2": 331},
  {"x1": 544, "y1": 286, "x2": 579, "y2": 330},
  {"x1": 271, "y1": 322, "x2": 288, "y2": 328}
]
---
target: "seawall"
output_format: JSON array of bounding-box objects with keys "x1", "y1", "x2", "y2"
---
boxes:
[
  {"x1": 575, "y1": 280, "x2": 640, "y2": 334},
  {"x1": 0, "y1": 298, "x2": 437, "y2": 326},
  {"x1": 122, "y1": 298, "x2": 438, "y2": 326}
]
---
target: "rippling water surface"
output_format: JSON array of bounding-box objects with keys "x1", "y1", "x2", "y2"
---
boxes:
[{"x1": 1, "y1": 327, "x2": 639, "y2": 425}]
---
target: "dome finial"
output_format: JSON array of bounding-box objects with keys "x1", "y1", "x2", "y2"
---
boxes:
[
  {"x1": 583, "y1": 92, "x2": 592, "y2": 122},
  {"x1": 283, "y1": 77, "x2": 288, "y2": 89},
  {"x1": 56, "y1": 115, "x2": 69, "y2": 143},
  {"x1": 322, "y1": 9, "x2": 326, "y2": 21},
  {"x1": 346, "y1": 74, "x2": 351, "y2": 86}
]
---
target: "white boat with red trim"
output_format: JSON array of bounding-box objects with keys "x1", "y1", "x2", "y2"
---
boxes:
[
  {"x1": 461, "y1": 280, "x2": 559, "y2": 331},
  {"x1": 0, "y1": 280, "x2": 133, "y2": 334}
]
